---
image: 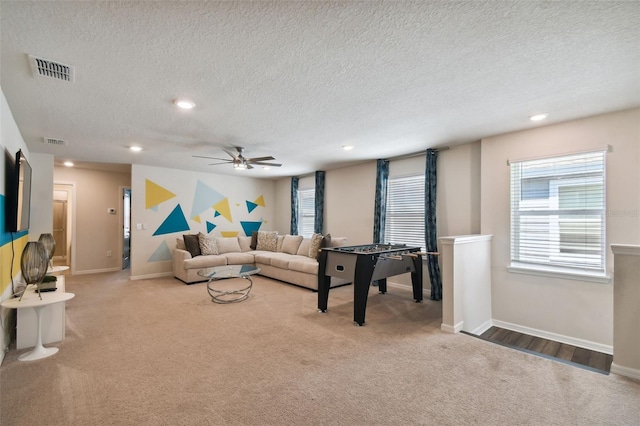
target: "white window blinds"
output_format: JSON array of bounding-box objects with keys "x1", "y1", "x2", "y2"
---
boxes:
[
  {"x1": 298, "y1": 188, "x2": 315, "y2": 238},
  {"x1": 384, "y1": 174, "x2": 425, "y2": 251},
  {"x1": 510, "y1": 150, "x2": 606, "y2": 273}
]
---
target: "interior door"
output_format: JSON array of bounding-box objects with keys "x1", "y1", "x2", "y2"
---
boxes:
[{"x1": 53, "y1": 200, "x2": 67, "y2": 259}]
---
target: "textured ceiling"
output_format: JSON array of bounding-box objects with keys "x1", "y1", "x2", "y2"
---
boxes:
[{"x1": 1, "y1": 1, "x2": 639, "y2": 178}]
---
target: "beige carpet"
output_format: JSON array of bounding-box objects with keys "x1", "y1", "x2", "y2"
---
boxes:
[{"x1": 1, "y1": 271, "x2": 638, "y2": 425}]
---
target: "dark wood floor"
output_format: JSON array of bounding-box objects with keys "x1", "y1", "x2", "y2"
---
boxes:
[{"x1": 478, "y1": 326, "x2": 613, "y2": 373}]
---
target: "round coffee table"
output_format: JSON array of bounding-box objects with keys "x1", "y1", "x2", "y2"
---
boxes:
[{"x1": 197, "y1": 265, "x2": 260, "y2": 303}]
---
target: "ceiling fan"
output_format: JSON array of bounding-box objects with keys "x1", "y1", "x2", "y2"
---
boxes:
[{"x1": 193, "y1": 146, "x2": 282, "y2": 170}]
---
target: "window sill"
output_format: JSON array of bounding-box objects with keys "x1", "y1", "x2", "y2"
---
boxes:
[{"x1": 507, "y1": 264, "x2": 611, "y2": 284}]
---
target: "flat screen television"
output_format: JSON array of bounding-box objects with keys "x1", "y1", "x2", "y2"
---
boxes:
[{"x1": 5, "y1": 149, "x2": 32, "y2": 232}]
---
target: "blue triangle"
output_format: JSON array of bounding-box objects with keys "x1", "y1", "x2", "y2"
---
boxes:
[
  {"x1": 246, "y1": 200, "x2": 258, "y2": 213},
  {"x1": 153, "y1": 205, "x2": 190, "y2": 236},
  {"x1": 214, "y1": 211, "x2": 221, "y2": 217},
  {"x1": 206, "y1": 221, "x2": 217, "y2": 233},
  {"x1": 240, "y1": 221, "x2": 263, "y2": 236}
]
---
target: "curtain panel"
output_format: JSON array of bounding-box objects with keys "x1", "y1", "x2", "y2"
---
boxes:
[
  {"x1": 373, "y1": 159, "x2": 389, "y2": 244},
  {"x1": 314, "y1": 171, "x2": 325, "y2": 234},
  {"x1": 425, "y1": 149, "x2": 442, "y2": 300},
  {"x1": 290, "y1": 176, "x2": 299, "y2": 235}
]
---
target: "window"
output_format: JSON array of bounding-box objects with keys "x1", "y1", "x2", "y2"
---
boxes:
[
  {"x1": 384, "y1": 174, "x2": 425, "y2": 251},
  {"x1": 510, "y1": 150, "x2": 606, "y2": 275},
  {"x1": 297, "y1": 188, "x2": 315, "y2": 238}
]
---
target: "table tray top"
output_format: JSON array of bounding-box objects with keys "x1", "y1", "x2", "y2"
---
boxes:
[
  {"x1": 1, "y1": 286, "x2": 74, "y2": 309},
  {"x1": 198, "y1": 264, "x2": 260, "y2": 279}
]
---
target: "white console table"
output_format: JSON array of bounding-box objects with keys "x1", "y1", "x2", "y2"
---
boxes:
[{"x1": 1, "y1": 280, "x2": 74, "y2": 361}]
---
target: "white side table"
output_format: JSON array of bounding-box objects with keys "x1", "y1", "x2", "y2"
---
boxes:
[{"x1": 1, "y1": 287, "x2": 75, "y2": 361}]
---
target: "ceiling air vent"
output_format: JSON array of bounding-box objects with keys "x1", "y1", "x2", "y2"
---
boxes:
[
  {"x1": 43, "y1": 137, "x2": 68, "y2": 146},
  {"x1": 28, "y1": 55, "x2": 75, "y2": 83}
]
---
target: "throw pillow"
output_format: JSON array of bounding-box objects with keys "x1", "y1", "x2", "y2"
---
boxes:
[
  {"x1": 238, "y1": 236, "x2": 252, "y2": 252},
  {"x1": 276, "y1": 235, "x2": 285, "y2": 252},
  {"x1": 256, "y1": 231, "x2": 278, "y2": 251},
  {"x1": 183, "y1": 234, "x2": 201, "y2": 257},
  {"x1": 281, "y1": 235, "x2": 303, "y2": 255},
  {"x1": 308, "y1": 233, "x2": 324, "y2": 259},
  {"x1": 215, "y1": 237, "x2": 241, "y2": 254},
  {"x1": 198, "y1": 232, "x2": 218, "y2": 255},
  {"x1": 297, "y1": 238, "x2": 311, "y2": 256},
  {"x1": 321, "y1": 233, "x2": 332, "y2": 248},
  {"x1": 250, "y1": 231, "x2": 258, "y2": 250},
  {"x1": 176, "y1": 238, "x2": 186, "y2": 251}
]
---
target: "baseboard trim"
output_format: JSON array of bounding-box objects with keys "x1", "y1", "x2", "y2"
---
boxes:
[
  {"x1": 129, "y1": 272, "x2": 173, "y2": 281},
  {"x1": 468, "y1": 319, "x2": 493, "y2": 336},
  {"x1": 492, "y1": 319, "x2": 613, "y2": 355},
  {"x1": 73, "y1": 267, "x2": 122, "y2": 275},
  {"x1": 385, "y1": 280, "x2": 432, "y2": 298},
  {"x1": 441, "y1": 321, "x2": 463, "y2": 334},
  {"x1": 610, "y1": 363, "x2": 640, "y2": 380}
]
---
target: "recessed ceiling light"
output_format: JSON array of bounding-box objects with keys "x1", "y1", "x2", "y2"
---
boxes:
[
  {"x1": 342, "y1": 145, "x2": 354, "y2": 151},
  {"x1": 174, "y1": 99, "x2": 195, "y2": 110},
  {"x1": 130, "y1": 146, "x2": 143, "y2": 152},
  {"x1": 529, "y1": 113, "x2": 548, "y2": 122},
  {"x1": 63, "y1": 161, "x2": 74, "y2": 167}
]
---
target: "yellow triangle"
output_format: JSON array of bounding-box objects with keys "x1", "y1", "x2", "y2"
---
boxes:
[
  {"x1": 221, "y1": 231, "x2": 239, "y2": 238},
  {"x1": 145, "y1": 179, "x2": 176, "y2": 209},
  {"x1": 213, "y1": 198, "x2": 233, "y2": 223},
  {"x1": 192, "y1": 215, "x2": 201, "y2": 223},
  {"x1": 254, "y1": 195, "x2": 265, "y2": 207}
]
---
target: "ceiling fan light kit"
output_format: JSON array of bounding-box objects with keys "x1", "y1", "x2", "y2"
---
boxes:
[{"x1": 194, "y1": 146, "x2": 282, "y2": 171}]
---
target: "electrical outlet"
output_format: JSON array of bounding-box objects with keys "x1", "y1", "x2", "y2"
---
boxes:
[{"x1": 107, "y1": 251, "x2": 112, "y2": 257}]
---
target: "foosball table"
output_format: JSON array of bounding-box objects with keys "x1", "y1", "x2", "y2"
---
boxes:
[{"x1": 317, "y1": 243, "x2": 423, "y2": 326}]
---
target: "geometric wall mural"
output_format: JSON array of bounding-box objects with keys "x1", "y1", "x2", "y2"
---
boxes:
[
  {"x1": 145, "y1": 179, "x2": 176, "y2": 209},
  {"x1": 221, "y1": 231, "x2": 239, "y2": 237},
  {"x1": 153, "y1": 205, "x2": 190, "y2": 236},
  {"x1": 240, "y1": 220, "x2": 263, "y2": 236},
  {"x1": 206, "y1": 221, "x2": 217, "y2": 233},
  {"x1": 147, "y1": 240, "x2": 172, "y2": 262},
  {"x1": 190, "y1": 180, "x2": 225, "y2": 220},
  {"x1": 213, "y1": 198, "x2": 232, "y2": 223},
  {"x1": 246, "y1": 194, "x2": 266, "y2": 213}
]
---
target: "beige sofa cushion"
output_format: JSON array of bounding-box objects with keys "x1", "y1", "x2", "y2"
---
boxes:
[
  {"x1": 297, "y1": 238, "x2": 311, "y2": 256},
  {"x1": 176, "y1": 238, "x2": 186, "y2": 250},
  {"x1": 238, "y1": 236, "x2": 252, "y2": 252},
  {"x1": 281, "y1": 235, "x2": 303, "y2": 255},
  {"x1": 184, "y1": 254, "x2": 226, "y2": 270},
  {"x1": 288, "y1": 257, "x2": 318, "y2": 274},
  {"x1": 216, "y1": 237, "x2": 241, "y2": 254},
  {"x1": 224, "y1": 252, "x2": 255, "y2": 264}
]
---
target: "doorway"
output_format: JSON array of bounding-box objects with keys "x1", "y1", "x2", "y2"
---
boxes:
[
  {"x1": 53, "y1": 184, "x2": 74, "y2": 269},
  {"x1": 122, "y1": 187, "x2": 131, "y2": 270}
]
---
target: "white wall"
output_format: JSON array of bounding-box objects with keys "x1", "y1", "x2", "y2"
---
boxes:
[
  {"x1": 131, "y1": 164, "x2": 276, "y2": 279},
  {"x1": 481, "y1": 108, "x2": 640, "y2": 350},
  {"x1": 0, "y1": 87, "x2": 30, "y2": 363},
  {"x1": 437, "y1": 142, "x2": 481, "y2": 237},
  {"x1": 324, "y1": 161, "x2": 377, "y2": 244},
  {"x1": 28, "y1": 153, "x2": 54, "y2": 239}
]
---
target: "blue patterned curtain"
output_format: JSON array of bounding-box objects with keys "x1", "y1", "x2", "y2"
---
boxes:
[
  {"x1": 314, "y1": 171, "x2": 325, "y2": 234},
  {"x1": 290, "y1": 177, "x2": 299, "y2": 235},
  {"x1": 425, "y1": 149, "x2": 442, "y2": 300},
  {"x1": 373, "y1": 159, "x2": 389, "y2": 243}
]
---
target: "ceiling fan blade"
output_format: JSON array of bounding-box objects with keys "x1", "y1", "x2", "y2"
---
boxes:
[
  {"x1": 193, "y1": 155, "x2": 231, "y2": 161},
  {"x1": 245, "y1": 163, "x2": 254, "y2": 169},
  {"x1": 223, "y1": 148, "x2": 238, "y2": 159},
  {"x1": 246, "y1": 156, "x2": 275, "y2": 162},
  {"x1": 207, "y1": 161, "x2": 233, "y2": 166},
  {"x1": 249, "y1": 161, "x2": 282, "y2": 167}
]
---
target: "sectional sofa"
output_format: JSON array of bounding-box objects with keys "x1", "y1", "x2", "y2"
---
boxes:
[{"x1": 173, "y1": 232, "x2": 349, "y2": 290}]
